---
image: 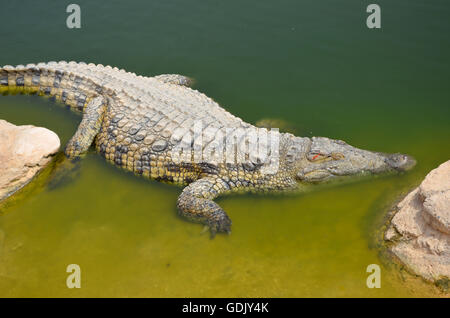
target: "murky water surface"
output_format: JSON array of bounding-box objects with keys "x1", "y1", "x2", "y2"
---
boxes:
[{"x1": 0, "y1": 0, "x2": 449, "y2": 297}]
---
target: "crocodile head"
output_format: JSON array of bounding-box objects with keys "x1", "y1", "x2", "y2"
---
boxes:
[{"x1": 287, "y1": 136, "x2": 416, "y2": 183}]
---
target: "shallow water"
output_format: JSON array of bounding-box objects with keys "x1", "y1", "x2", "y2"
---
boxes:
[{"x1": 0, "y1": 0, "x2": 449, "y2": 297}]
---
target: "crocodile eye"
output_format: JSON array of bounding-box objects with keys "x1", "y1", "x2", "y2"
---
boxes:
[
  {"x1": 307, "y1": 152, "x2": 330, "y2": 162},
  {"x1": 307, "y1": 151, "x2": 344, "y2": 163}
]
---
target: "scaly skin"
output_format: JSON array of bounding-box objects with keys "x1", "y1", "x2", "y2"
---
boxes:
[{"x1": 0, "y1": 61, "x2": 416, "y2": 236}]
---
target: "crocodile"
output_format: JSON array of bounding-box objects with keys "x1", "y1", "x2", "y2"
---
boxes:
[{"x1": 0, "y1": 61, "x2": 416, "y2": 236}]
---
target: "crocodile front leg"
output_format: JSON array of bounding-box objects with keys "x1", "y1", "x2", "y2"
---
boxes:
[
  {"x1": 65, "y1": 96, "x2": 107, "y2": 159},
  {"x1": 177, "y1": 177, "x2": 232, "y2": 237}
]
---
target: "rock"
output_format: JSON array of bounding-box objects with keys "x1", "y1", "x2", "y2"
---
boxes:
[
  {"x1": 423, "y1": 192, "x2": 450, "y2": 235},
  {"x1": 0, "y1": 120, "x2": 60, "y2": 201},
  {"x1": 385, "y1": 161, "x2": 450, "y2": 283}
]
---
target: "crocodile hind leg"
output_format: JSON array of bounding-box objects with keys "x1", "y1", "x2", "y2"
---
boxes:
[
  {"x1": 65, "y1": 96, "x2": 107, "y2": 159},
  {"x1": 177, "y1": 177, "x2": 232, "y2": 237}
]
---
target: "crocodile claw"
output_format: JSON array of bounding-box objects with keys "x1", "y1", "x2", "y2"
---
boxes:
[{"x1": 207, "y1": 214, "x2": 232, "y2": 238}]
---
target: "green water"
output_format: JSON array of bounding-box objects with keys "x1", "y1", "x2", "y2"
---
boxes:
[{"x1": 0, "y1": 0, "x2": 449, "y2": 297}]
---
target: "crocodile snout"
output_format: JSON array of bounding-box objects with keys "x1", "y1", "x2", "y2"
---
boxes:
[{"x1": 385, "y1": 153, "x2": 416, "y2": 171}]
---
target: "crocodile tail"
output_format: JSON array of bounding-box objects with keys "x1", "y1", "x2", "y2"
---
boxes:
[
  {"x1": 0, "y1": 64, "x2": 41, "y2": 95},
  {"x1": 0, "y1": 63, "x2": 93, "y2": 112}
]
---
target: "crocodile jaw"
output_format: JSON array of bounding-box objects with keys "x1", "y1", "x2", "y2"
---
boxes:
[{"x1": 294, "y1": 137, "x2": 416, "y2": 183}]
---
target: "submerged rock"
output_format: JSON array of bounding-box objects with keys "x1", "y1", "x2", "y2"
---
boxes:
[
  {"x1": 0, "y1": 120, "x2": 60, "y2": 201},
  {"x1": 385, "y1": 161, "x2": 450, "y2": 284}
]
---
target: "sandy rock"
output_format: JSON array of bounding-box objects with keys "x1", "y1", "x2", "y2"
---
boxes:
[
  {"x1": 419, "y1": 162, "x2": 450, "y2": 198},
  {"x1": 423, "y1": 191, "x2": 450, "y2": 235},
  {"x1": 0, "y1": 120, "x2": 60, "y2": 201},
  {"x1": 385, "y1": 161, "x2": 450, "y2": 283}
]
